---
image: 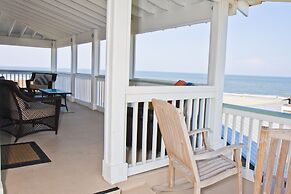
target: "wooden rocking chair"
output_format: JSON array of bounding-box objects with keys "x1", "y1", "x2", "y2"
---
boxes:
[
  {"x1": 152, "y1": 99, "x2": 243, "y2": 194},
  {"x1": 253, "y1": 127, "x2": 291, "y2": 194}
]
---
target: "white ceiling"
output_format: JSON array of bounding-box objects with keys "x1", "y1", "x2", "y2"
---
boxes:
[{"x1": 0, "y1": 0, "x2": 262, "y2": 44}]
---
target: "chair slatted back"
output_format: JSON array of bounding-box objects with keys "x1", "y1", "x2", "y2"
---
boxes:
[
  {"x1": 152, "y1": 99, "x2": 195, "y2": 173},
  {"x1": 254, "y1": 127, "x2": 291, "y2": 194}
]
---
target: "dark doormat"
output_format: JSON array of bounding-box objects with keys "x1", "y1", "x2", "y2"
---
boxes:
[{"x1": 1, "y1": 141, "x2": 51, "y2": 170}]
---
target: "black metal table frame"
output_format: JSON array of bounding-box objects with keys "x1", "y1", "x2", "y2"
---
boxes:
[{"x1": 40, "y1": 90, "x2": 71, "y2": 112}]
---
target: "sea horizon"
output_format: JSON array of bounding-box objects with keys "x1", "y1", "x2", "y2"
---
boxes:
[{"x1": 1, "y1": 66, "x2": 291, "y2": 97}]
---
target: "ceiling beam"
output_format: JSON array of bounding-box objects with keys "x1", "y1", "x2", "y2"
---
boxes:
[
  {"x1": 147, "y1": 0, "x2": 170, "y2": 11},
  {"x1": 87, "y1": 0, "x2": 107, "y2": 9},
  {"x1": 0, "y1": 35, "x2": 52, "y2": 48},
  {"x1": 3, "y1": 0, "x2": 86, "y2": 33},
  {"x1": 132, "y1": 1, "x2": 212, "y2": 34},
  {"x1": 132, "y1": 0, "x2": 157, "y2": 14},
  {"x1": 170, "y1": 0, "x2": 187, "y2": 7},
  {"x1": 1, "y1": 10, "x2": 66, "y2": 39},
  {"x1": 32, "y1": 31, "x2": 38, "y2": 38},
  {"x1": 36, "y1": 0, "x2": 105, "y2": 27},
  {"x1": 0, "y1": 4, "x2": 75, "y2": 36},
  {"x1": 20, "y1": 25, "x2": 28, "y2": 37},
  {"x1": 56, "y1": 0, "x2": 106, "y2": 23},
  {"x1": 71, "y1": 0, "x2": 106, "y2": 16},
  {"x1": 8, "y1": 20, "x2": 16, "y2": 36}
]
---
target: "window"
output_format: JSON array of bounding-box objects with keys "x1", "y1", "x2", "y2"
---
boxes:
[
  {"x1": 0, "y1": 45, "x2": 51, "y2": 71},
  {"x1": 77, "y1": 42, "x2": 92, "y2": 74},
  {"x1": 57, "y1": 46, "x2": 71, "y2": 73},
  {"x1": 99, "y1": 40, "x2": 106, "y2": 75},
  {"x1": 135, "y1": 24, "x2": 210, "y2": 84}
]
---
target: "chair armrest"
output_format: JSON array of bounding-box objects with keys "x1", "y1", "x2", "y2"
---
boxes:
[
  {"x1": 192, "y1": 144, "x2": 244, "y2": 161},
  {"x1": 188, "y1": 128, "x2": 211, "y2": 136}
]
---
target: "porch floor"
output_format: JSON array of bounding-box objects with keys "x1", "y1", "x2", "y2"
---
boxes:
[
  {"x1": 1, "y1": 102, "x2": 111, "y2": 194},
  {"x1": 118, "y1": 167, "x2": 254, "y2": 194},
  {"x1": 1, "y1": 102, "x2": 254, "y2": 194}
]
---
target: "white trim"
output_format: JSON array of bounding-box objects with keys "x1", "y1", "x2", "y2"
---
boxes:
[{"x1": 128, "y1": 158, "x2": 169, "y2": 176}]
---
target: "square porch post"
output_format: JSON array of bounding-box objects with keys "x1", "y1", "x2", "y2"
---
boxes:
[
  {"x1": 71, "y1": 35, "x2": 77, "y2": 102},
  {"x1": 208, "y1": 0, "x2": 230, "y2": 148},
  {"x1": 102, "y1": 0, "x2": 132, "y2": 184},
  {"x1": 51, "y1": 41, "x2": 57, "y2": 73},
  {"x1": 91, "y1": 29, "x2": 100, "y2": 110}
]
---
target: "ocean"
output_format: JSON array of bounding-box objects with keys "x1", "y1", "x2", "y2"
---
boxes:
[
  {"x1": 135, "y1": 71, "x2": 291, "y2": 97},
  {"x1": 1, "y1": 66, "x2": 291, "y2": 97}
]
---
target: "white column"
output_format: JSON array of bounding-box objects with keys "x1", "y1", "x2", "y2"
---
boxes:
[
  {"x1": 51, "y1": 41, "x2": 57, "y2": 73},
  {"x1": 102, "y1": 0, "x2": 132, "y2": 184},
  {"x1": 207, "y1": 0, "x2": 229, "y2": 148},
  {"x1": 91, "y1": 29, "x2": 100, "y2": 110},
  {"x1": 129, "y1": 34, "x2": 136, "y2": 80},
  {"x1": 71, "y1": 35, "x2": 77, "y2": 102}
]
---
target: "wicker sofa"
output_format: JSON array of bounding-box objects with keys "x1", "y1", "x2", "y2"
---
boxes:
[{"x1": 0, "y1": 80, "x2": 61, "y2": 142}]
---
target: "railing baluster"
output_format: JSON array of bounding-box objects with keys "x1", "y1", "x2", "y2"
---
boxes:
[
  {"x1": 151, "y1": 111, "x2": 158, "y2": 161},
  {"x1": 224, "y1": 113, "x2": 229, "y2": 146},
  {"x1": 239, "y1": 116, "x2": 245, "y2": 158},
  {"x1": 142, "y1": 102, "x2": 148, "y2": 163},
  {"x1": 131, "y1": 102, "x2": 138, "y2": 166},
  {"x1": 246, "y1": 118, "x2": 254, "y2": 169},
  {"x1": 231, "y1": 115, "x2": 237, "y2": 145},
  {"x1": 186, "y1": 99, "x2": 193, "y2": 131}
]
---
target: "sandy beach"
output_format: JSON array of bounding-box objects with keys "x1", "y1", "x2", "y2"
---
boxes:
[{"x1": 223, "y1": 93, "x2": 287, "y2": 112}]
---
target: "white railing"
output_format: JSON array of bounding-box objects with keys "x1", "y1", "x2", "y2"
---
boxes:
[
  {"x1": 75, "y1": 73, "x2": 92, "y2": 105},
  {"x1": 222, "y1": 103, "x2": 291, "y2": 180},
  {"x1": 0, "y1": 70, "x2": 32, "y2": 88},
  {"x1": 96, "y1": 75, "x2": 105, "y2": 110},
  {"x1": 125, "y1": 86, "x2": 217, "y2": 175},
  {"x1": 55, "y1": 73, "x2": 71, "y2": 92}
]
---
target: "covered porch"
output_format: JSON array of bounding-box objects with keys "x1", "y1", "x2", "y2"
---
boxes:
[{"x1": 0, "y1": 0, "x2": 288, "y2": 194}]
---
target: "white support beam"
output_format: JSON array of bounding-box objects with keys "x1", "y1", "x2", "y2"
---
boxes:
[
  {"x1": 207, "y1": 0, "x2": 230, "y2": 149},
  {"x1": 0, "y1": 36, "x2": 52, "y2": 48},
  {"x1": 8, "y1": 20, "x2": 16, "y2": 36},
  {"x1": 132, "y1": 1, "x2": 212, "y2": 34},
  {"x1": 71, "y1": 35, "x2": 77, "y2": 102},
  {"x1": 91, "y1": 29, "x2": 100, "y2": 110},
  {"x1": 51, "y1": 41, "x2": 57, "y2": 73},
  {"x1": 20, "y1": 25, "x2": 28, "y2": 37},
  {"x1": 129, "y1": 34, "x2": 136, "y2": 79},
  {"x1": 103, "y1": 0, "x2": 132, "y2": 184}
]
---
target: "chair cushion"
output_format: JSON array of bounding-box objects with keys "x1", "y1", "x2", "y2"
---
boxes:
[
  {"x1": 194, "y1": 149, "x2": 237, "y2": 181},
  {"x1": 34, "y1": 74, "x2": 52, "y2": 85}
]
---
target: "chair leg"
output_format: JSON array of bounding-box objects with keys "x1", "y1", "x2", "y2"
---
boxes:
[
  {"x1": 194, "y1": 185, "x2": 201, "y2": 194},
  {"x1": 237, "y1": 170, "x2": 243, "y2": 194},
  {"x1": 234, "y1": 150, "x2": 243, "y2": 194},
  {"x1": 168, "y1": 160, "x2": 175, "y2": 190}
]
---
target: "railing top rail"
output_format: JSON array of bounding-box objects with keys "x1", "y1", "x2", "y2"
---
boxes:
[
  {"x1": 223, "y1": 103, "x2": 291, "y2": 120},
  {"x1": 131, "y1": 78, "x2": 175, "y2": 86},
  {"x1": 0, "y1": 69, "x2": 34, "y2": 73}
]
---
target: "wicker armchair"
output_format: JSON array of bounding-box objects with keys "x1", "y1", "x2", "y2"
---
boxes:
[
  {"x1": 26, "y1": 72, "x2": 57, "y2": 91},
  {"x1": 0, "y1": 80, "x2": 61, "y2": 142}
]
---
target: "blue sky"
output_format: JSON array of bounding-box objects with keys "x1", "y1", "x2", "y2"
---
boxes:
[
  {"x1": 0, "y1": 2, "x2": 290, "y2": 77},
  {"x1": 135, "y1": 2, "x2": 291, "y2": 77}
]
